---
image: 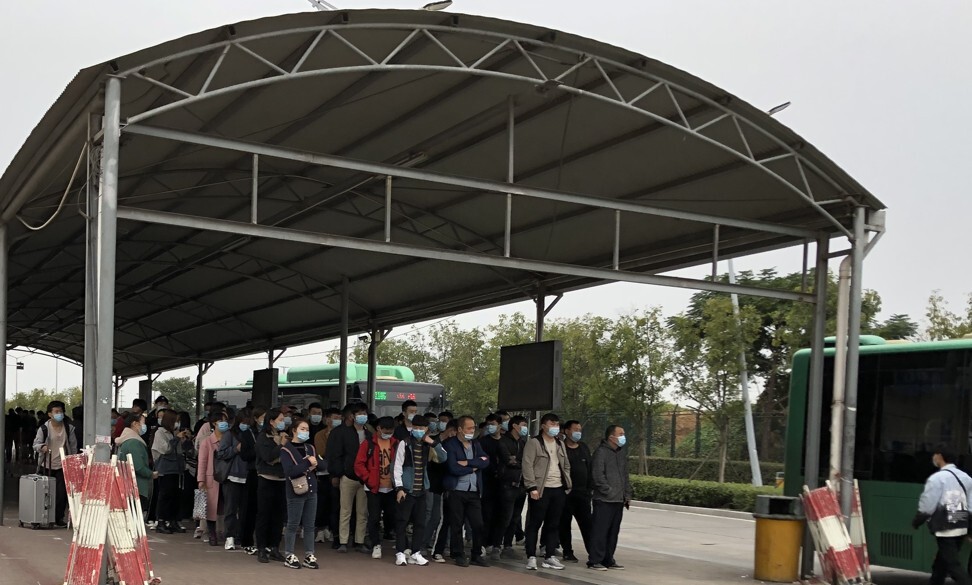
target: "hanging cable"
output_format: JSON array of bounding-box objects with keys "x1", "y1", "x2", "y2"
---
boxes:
[{"x1": 17, "y1": 143, "x2": 87, "y2": 231}]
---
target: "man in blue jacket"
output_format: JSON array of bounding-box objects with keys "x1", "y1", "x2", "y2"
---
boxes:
[{"x1": 442, "y1": 415, "x2": 490, "y2": 567}]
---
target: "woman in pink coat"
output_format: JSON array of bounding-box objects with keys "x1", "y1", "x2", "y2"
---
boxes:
[{"x1": 197, "y1": 411, "x2": 228, "y2": 546}]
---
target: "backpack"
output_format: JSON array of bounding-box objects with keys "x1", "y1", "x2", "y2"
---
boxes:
[{"x1": 930, "y1": 469, "x2": 970, "y2": 533}]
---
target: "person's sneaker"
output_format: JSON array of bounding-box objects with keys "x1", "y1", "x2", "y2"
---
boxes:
[
  {"x1": 224, "y1": 537, "x2": 236, "y2": 551},
  {"x1": 542, "y1": 556, "x2": 565, "y2": 570},
  {"x1": 471, "y1": 556, "x2": 490, "y2": 567},
  {"x1": 303, "y1": 553, "x2": 319, "y2": 569},
  {"x1": 526, "y1": 556, "x2": 538, "y2": 570},
  {"x1": 455, "y1": 556, "x2": 470, "y2": 567},
  {"x1": 146, "y1": 520, "x2": 158, "y2": 530},
  {"x1": 588, "y1": 563, "x2": 608, "y2": 571},
  {"x1": 193, "y1": 526, "x2": 205, "y2": 539},
  {"x1": 257, "y1": 550, "x2": 269, "y2": 564},
  {"x1": 336, "y1": 544, "x2": 348, "y2": 553},
  {"x1": 488, "y1": 548, "x2": 500, "y2": 562},
  {"x1": 607, "y1": 563, "x2": 626, "y2": 570},
  {"x1": 269, "y1": 549, "x2": 286, "y2": 562},
  {"x1": 405, "y1": 549, "x2": 416, "y2": 564},
  {"x1": 315, "y1": 530, "x2": 326, "y2": 543},
  {"x1": 539, "y1": 546, "x2": 546, "y2": 558},
  {"x1": 395, "y1": 552, "x2": 408, "y2": 566},
  {"x1": 432, "y1": 553, "x2": 446, "y2": 563},
  {"x1": 411, "y1": 551, "x2": 430, "y2": 566},
  {"x1": 371, "y1": 544, "x2": 382, "y2": 559},
  {"x1": 155, "y1": 524, "x2": 172, "y2": 535},
  {"x1": 355, "y1": 543, "x2": 371, "y2": 554},
  {"x1": 563, "y1": 552, "x2": 579, "y2": 562},
  {"x1": 515, "y1": 534, "x2": 525, "y2": 545},
  {"x1": 323, "y1": 527, "x2": 334, "y2": 542},
  {"x1": 243, "y1": 546, "x2": 258, "y2": 556},
  {"x1": 500, "y1": 547, "x2": 518, "y2": 560},
  {"x1": 284, "y1": 554, "x2": 301, "y2": 569}
]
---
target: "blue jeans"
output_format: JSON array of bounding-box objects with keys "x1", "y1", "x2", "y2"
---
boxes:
[{"x1": 284, "y1": 491, "x2": 318, "y2": 556}]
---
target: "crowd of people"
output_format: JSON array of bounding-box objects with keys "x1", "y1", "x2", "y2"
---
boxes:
[{"x1": 23, "y1": 396, "x2": 633, "y2": 572}]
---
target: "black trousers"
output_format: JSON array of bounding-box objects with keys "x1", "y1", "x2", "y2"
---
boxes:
[
  {"x1": 433, "y1": 492, "x2": 451, "y2": 555},
  {"x1": 931, "y1": 536, "x2": 971, "y2": 585},
  {"x1": 222, "y1": 481, "x2": 245, "y2": 540},
  {"x1": 448, "y1": 490, "x2": 484, "y2": 560},
  {"x1": 240, "y1": 472, "x2": 259, "y2": 547},
  {"x1": 396, "y1": 492, "x2": 428, "y2": 553},
  {"x1": 254, "y1": 477, "x2": 286, "y2": 551},
  {"x1": 588, "y1": 500, "x2": 623, "y2": 567},
  {"x1": 314, "y1": 474, "x2": 330, "y2": 532},
  {"x1": 367, "y1": 491, "x2": 397, "y2": 549},
  {"x1": 505, "y1": 492, "x2": 526, "y2": 546},
  {"x1": 43, "y1": 468, "x2": 68, "y2": 525},
  {"x1": 559, "y1": 493, "x2": 592, "y2": 556},
  {"x1": 489, "y1": 485, "x2": 519, "y2": 548},
  {"x1": 525, "y1": 486, "x2": 566, "y2": 558},
  {"x1": 156, "y1": 473, "x2": 182, "y2": 523}
]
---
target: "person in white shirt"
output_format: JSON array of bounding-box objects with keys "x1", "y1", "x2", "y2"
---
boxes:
[{"x1": 913, "y1": 444, "x2": 972, "y2": 585}]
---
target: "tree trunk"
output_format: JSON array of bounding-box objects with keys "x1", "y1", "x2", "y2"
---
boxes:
[
  {"x1": 760, "y1": 374, "x2": 776, "y2": 457},
  {"x1": 718, "y1": 422, "x2": 729, "y2": 483},
  {"x1": 639, "y1": 410, "x2": 648, "y2": 475}
]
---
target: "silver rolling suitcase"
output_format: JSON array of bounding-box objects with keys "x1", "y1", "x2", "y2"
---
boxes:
[{"x1": 19, "y1": 473, "x2": 53, "y2": 529}]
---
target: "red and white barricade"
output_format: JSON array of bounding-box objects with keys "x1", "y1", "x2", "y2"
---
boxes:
[
  {"x1": 60, "y1": 449, "x2": 90, "y2": 529},
  {"x1": 849, "y1": 480, "x2": 871, "y2": 582},
  {"x1": 802, "y1": 485, "x2": 866, "y2": 585},
  {"x1": 64, "y1": 461, "x2": 113, "y2": 585}
]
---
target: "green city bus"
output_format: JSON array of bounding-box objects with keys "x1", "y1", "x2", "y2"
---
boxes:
[{"x1": 784, "y1": 336, "x2": 972, "y2": 572}]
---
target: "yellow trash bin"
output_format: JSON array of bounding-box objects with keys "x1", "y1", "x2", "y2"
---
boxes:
[{"x1": 753, "y1": 495, "x2": 804, "y2": 583}]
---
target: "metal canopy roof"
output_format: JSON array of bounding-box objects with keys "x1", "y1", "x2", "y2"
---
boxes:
[{"x1": 0, "y1": 9, "x2": 883, "y2": 378}]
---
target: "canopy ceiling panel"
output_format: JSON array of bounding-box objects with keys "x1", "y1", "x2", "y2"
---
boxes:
[{"x1": 0, "y1": 9, "x2": 883, "y2": 376}]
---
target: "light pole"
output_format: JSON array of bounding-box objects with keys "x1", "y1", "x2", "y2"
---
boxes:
[
  {"x1": 767, "y1": 101, "x2": 791, "y2": 116},
  {"x1": 423, "y1": 0, "x2": 453, "y2": 9}
]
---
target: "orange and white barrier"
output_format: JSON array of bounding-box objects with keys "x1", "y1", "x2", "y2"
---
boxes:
[{"x1": 802, "y1": 485, "x2": 866, "y2": 585}]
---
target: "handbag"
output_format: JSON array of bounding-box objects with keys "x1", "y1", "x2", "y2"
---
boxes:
[
  {"x1": 214, "y1": 457, "x2": 232, "y2": 484},
  {"x1": 291, "y1": 474, "x2": 310, "y2": 495},
  {"x1": 929, "y1": 469, "x2": 969, "y2": 533},
  {"x1": 192, "y1": 488, "x2": 207, "y2": 520}
]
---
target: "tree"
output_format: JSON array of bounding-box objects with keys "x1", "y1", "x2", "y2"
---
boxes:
[
  {"x1": 671, "y1": 297, "x2": 760, "y2": 482},
  {"x1": 925, "y1": 291, "x2": 972, "y2": 340},
  {"x1": 7, "y1": 386, "x2": 83, "y2": 413},
  {"x1": 545, "y1": 315, "x2": 613, "y2": 418},
  {"x1": 872, "y1": 313, "x2": 919, "y2": 340},
  {"x1": 154, "y1": 377, "x2": 197, "y2": 413},
  {"x1": 589, "y1": 308, "x2": 672, "y2": 474}
]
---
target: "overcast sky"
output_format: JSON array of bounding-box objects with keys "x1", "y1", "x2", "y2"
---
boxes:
[{"x1": 2, "y1": 0, "x2": 970, "y2": 405}]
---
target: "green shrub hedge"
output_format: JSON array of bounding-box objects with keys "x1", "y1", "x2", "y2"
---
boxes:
[
  {"x1": 629, "y1": 456, "x2": 784, "y2": 485},
  {"x1": 630, "y1": 475, "x2": 781, "y2": 512}
]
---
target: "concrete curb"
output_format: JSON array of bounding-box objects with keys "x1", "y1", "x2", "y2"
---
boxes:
[{"x1": 629, "y1": 500, "x2": 754, "y2": 520}]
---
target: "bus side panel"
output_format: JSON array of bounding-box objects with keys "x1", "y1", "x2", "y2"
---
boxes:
[
  {"x1": 783, "y1": 352, "x2": 811, "y2": 498},
  {"x1": 860, "y1": 481, "x2": 936, "y2": 572}
]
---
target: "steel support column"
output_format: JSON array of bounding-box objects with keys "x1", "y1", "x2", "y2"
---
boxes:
[
  {"x1": 339, "y1": 277, "x2": 349, "y2": 406},
  {"x1": 801, "y1": 234, "x2": 830, "y2": 578},
  {"x1": 83, "y1": 114, "x2": 100, "y2": 445},
  {"x1": 93, "y1": 76, "x2": 122, "y2": 464},
  {"x1": 196, "y1": 361, "x2": 213, "y2": 422},
  {"x1": 840, "y1": 208, "x2": 866, "y2": 522},
  {"x1": 0, "y1": 224, "x2": 8, "y2": 525},
  {"x1": 367, "y1": 326, "x2": 378, "y2": 413},
  {"x1": 531, "y1": 288, "x2": 545, "y2": 434}
]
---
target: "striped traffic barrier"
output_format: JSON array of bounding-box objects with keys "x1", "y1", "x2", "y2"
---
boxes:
[
  {"x1": 118, "y1": 455, "x2": 159, "y2": 584},
  {"x1": 60, "y1": 450, "x2": 89, "y2": 530},
  {"x1": 64, "y1": 461, "x2": 113, "y2": 585},
  {"x1": 849, "y1": 480, "x2": 871, "y2": 582},
  {"x1": 802, "y1": 485, "x2": 865, "y2": 585}
]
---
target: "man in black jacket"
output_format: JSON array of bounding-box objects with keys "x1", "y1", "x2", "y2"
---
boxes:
[
  {"x1": 587, "y1": 425, "x2": 632, "y2": 571},
  {"x1": 559, "y1": 420, "x2": 593, "y2": 562},
  {"x1": 490, "y1": 415, "x2": 527, "y2": 560},
  {"x1": 326, "y1": 403, "x2": 372, "y2": 553}
]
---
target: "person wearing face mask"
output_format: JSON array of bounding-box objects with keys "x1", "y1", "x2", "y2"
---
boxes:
[
  {"x1": 490, "y1": 415, "x2": 527, "y2": 559},
  {"x1": 254, "y1": 408, "x2": 289, "y2": 563},
  {"x1": 521, "y1": 413, "x2": 571, "y2": 571},
  {"x1": 152, "y1": 410, "x2": 193, "y2": 534},
  {"x1": 237, "y1": 409, "x2": 261, "y2": 555},
  {"x1": 479, "y1": 413, "x2": 504, "y2": 559},
  {"x1": 33, "y1": 400, "x2": 79, "y2": 528},
  {"x1": 587, "y1": 425, "x2": 631, "y2": 571},
  {"x1": 558, "y1": 420, "x2": 593, "y2": 563},
  {"x1": 354, "y1": 417, "x2": 398, "y2": 559},
  {"x1": 393, "y1": 400, "x2": 420, "y2": 441},
  {"x1": 442, "y1": 415, "x2": 490, "y2": 567},
  {"x1": 197, "y1": 411, "x2": 228, "y2": 546},
  {"x1": 326, "y1": 403, "x2": 372, "y2": 553},
  {"x1": 306, "y1": 403, "x2": 325, "y2": 439},
  {"x1": 428, "y1": 417, "x2": 457, "y2": 561},
  {"x1": 912, "y1": 444, "x2": 972, "y2": 585},
  {"x1": 217, "y1": 413, "x2": 252, "y2": 550},
  {"x1": 313, "y1": 407, "x2": 342, "y2": 545},
  {"x1": 280, "y1": 419, "x2": 321, "y2": 570},
  {"x1": 392, "y1": 415, "x2": 447, "y2": 566},
  {"x1": 116, "y1": 413, "x2": 154, "y2": 516}
]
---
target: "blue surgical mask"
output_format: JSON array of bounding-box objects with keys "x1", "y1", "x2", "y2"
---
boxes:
[
  {"x1": 519, "y1": 426, "x2": 529, "y2": 437},
  {"x1": 110, "y1": 418, "x2": 117, "y2": 426},
  {"x1": 570, "y1": 431, "x2": 582, "y2": 442},
  {"x1": 310, "y1": 414, "x2": 322, "y2": 425},
  {"x1": 501, "y1": 421, "x2": 509, "y2": 432},
  {"x1": 617, "y1": 435, "x2": 627, "y2": 447},
  {"x1": 546, "y1": 426, "x2": 560, "y2": 438},
  {"x1": 283, "y1": 416, "x2": 292, "y2": 427},
  {"x1": 53, "y1": 413, "x2": 64, "y2": 423},
  {"x1": 354, "y1": 414, "x2": 368, "y2": 426},
  {"x1": 331, "y1": 418, "x2": 342, "y2": 428},
  {"x1": 412, "y1": 429, "x2": 426, "y2": 440},
  {"x1": 381, "y1": 432, "x2": 393, "y2": 440},
  {"x1": 406, "y1": 413, "x2": 416, "y2": 422},
  {"x1": 275, "y1": 421, "x2": 286, "y2": 431},
  {"x1": 463, "y1": 433, "x2": 474, "y2": 441},
  {"x1": 486, "y1": 424, "x2": 498, "y2": 435},
  {"x1": 139, "y1": 423, "x2": 147, "y2": 436},
  {"x1": 297, "y1": 430, "x2": 310, "y2": 442},
  {"x1": 217, "y1": 421, "x2": 230, "y2": 432},
  {"x1": 239, "y1": 423, "x2": 250, "y2": 432}
]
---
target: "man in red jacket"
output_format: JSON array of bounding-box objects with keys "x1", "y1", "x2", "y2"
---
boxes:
[
  {"x1": 113, "y1": 398, "x2": 147, "y2": 441},
  {"x1": 355, "y1": 416, "x2": 397, "y2": 559}
]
